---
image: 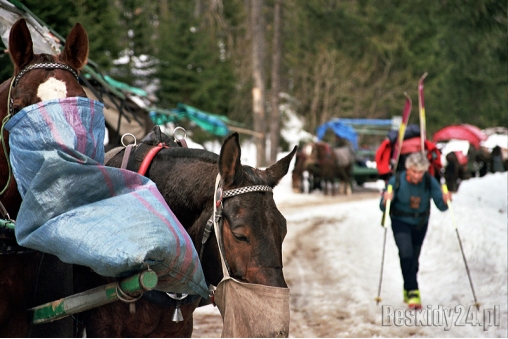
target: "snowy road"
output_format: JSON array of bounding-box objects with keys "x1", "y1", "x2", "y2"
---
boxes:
[{"x1": 193, "y1": 172, "x2": 507, "y2": 337}]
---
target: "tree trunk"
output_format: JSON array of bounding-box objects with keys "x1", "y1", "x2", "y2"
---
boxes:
[
  {"x1": 269, "y1": 0, "x2": 282, "y2": 164},
  {"x1": 251, "y1": 0, "x2": 266, "y2": 167}
]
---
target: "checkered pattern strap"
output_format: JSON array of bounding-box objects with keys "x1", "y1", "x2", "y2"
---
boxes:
[
  {"x1": 223, "y1": 185, "x2": 272, "y2": 198},
  {"x1": 13, "y1": 62, "x2": 79, "y2": 87}
]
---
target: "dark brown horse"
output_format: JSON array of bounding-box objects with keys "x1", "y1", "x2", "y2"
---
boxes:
[
  {"x1": 73, "y1": 133, "x2": 296, "y2": 337},
  {"x1": 292, "y1": 141, "x2": 353, "y2": 196},
  {"x1": 0, "y1": 19, "x2": 89, "y2": 337}
]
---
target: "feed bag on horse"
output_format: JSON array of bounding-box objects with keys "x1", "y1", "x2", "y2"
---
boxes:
[{"x1": 5, "y1": 97, "x2": 208, "y2": 298}]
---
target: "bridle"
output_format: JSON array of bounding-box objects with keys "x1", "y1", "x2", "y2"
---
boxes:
[
  {"x1": 0, "y1": 62, "x2": 79, "y2": 253},
  {"x1": 199, "y1": 174, "x2": 273, "y2": 273},
  {"x1": 7, "y1": 62, "x2": 79, "y2": 116}
]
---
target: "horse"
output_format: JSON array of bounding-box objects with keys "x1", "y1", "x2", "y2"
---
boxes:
[
  {"x1": 0, "y1": 18, "x2": 89, "y2": 337},
  {"x1": 291, "y1": 142, "x2": 335, "y2": 195},
  {"x1": 292, "y1": 141, "x2": 355, "y2": 196},
  {"x1": 72, "y1": 132, "x2": 296, "y2": 337},
  {"x1": 291, "y1": 147, "x2": 310, "y2": 193},
  {"x1": 332, "y1": 144, "x2": 355, "y2": 195}
]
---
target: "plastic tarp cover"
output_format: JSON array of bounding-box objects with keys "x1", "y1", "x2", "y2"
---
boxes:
[
  {"x1": 433, "y1": 124, "x2": 487, "y2": 150},
  {"x1": 316, "y1": 120, "x2": 358, "y2": 149},
  {"x1": 5, "y1": 97, "x2": 208, "y2": 298}
]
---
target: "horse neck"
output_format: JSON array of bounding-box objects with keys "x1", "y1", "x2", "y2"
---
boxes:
[
  {"x1": 155, "y1": 148, "x2": 218, "y2": 228},
  {"x1": 155, "y1": 149, "x2": 224, "y2": 285},
  {"x1": 0, "y1": 78, "x2": 22, "y2": 219}
]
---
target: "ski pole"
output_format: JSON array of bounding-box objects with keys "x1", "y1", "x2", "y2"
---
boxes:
[
  {"x1": 442, "y1": 184, "x2": 480, "y2": 310},
  {"x1": 375, "y1": 185, "x2": 392, "y2": 305}
]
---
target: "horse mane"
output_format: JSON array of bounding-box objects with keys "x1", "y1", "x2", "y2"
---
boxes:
[{"x1": 158, "y1": 146, "x2": 219, "y2": 164}]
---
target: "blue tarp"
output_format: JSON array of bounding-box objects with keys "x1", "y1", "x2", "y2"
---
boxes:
[
  {"x1": 6, "y1": 97, "x2": 208, "y2": 298},
  {"x1": 316, "y1": 119, "x2": 359, "y2": 149},
  {"x1": 333, "y1": 118, "x2": 393, "y2": 126}
]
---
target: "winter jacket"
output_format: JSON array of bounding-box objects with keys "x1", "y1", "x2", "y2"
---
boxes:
[{"x1": 379, "y1": 170, "x2": 448, "y2": 226}]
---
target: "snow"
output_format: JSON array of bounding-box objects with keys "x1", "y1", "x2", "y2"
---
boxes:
[
  {"x1": 195, "y1": 148, "x2": 507, "y2": 337},
  {"x1": 271, "y1": 151, "x2": 507, "y2": 337}
]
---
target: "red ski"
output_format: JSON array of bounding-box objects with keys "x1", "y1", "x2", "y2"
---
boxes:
[{"x1": 418, "y1": 73, "x2": 428, "y2": 153}]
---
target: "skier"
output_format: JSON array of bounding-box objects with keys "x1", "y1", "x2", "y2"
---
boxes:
[{"x1": 379, "y1": 152, "x2": 452, "y2": 309}]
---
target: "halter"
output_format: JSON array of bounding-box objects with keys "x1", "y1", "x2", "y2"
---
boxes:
[
  {"x1": 8, "y1": 62, "x2": 79, "y2": 116},
  {"x1": 199, "y1": 174, "x2": 273, "y2": 269}
]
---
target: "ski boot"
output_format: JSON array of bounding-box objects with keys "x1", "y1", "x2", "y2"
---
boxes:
[
  {"x1": 407, "y1": 290, "x2": 422, "y2": 310},
  {"x1": 403, "y1": 289, "x2": 408, "y2": 303}
]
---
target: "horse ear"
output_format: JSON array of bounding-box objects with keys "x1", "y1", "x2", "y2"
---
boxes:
[
  {"x1": 8, "y1": 19, "x2": 34, "y2": 71},
  {"x1": 265, "y1": 145, "x2": 298, "y2": 187},
  {"x1": 218, "y1": 133, "x2": 243, "y2": 187},
  {"x1": 59, "y1": 23, "x2": 89, "y2": 71}
]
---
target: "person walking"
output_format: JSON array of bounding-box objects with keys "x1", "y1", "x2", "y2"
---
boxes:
[{"x1": 379, "y1": 152, "x2": 451, "y2": 309}]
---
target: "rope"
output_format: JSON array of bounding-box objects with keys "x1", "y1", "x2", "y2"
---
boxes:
[{"x1": 0, "y1": 93, "x2": 13, "y2": 196}]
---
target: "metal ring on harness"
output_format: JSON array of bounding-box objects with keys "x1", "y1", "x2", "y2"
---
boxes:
[
  {"x1": 116, "y1": 284, "x2": 143, "y2": 303},
  {"x1": 121, "y1": 133, "x2": 137, "y2": 147},
  {"x1": 172, "y1": 126, "x2": 187, "y2": 142}
]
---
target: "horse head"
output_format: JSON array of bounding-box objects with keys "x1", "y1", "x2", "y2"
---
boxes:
[
  {"x1": 7, "y1": 18, "x2": 88, "y2": 114},
  {"x1": 0, "y1": 18, "x2": 88, "y2": 220},
  {"x1": 216, "y1": 133, "x2": 296, "y2": 287}
]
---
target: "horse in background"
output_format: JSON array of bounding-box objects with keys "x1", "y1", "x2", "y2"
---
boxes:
[
  {"x1": 292, "y1": 143, "x2": 320, "y2": 193},
  {"x1": 333, "y1": 144, "x2": 355, "y2": 195},
  {"x1": 291, "y1": 141, "x2": 354, "y2": 196},
  {"x1": 0, "y1": 18, "x2": 89, "y2": 337},
  {"x1": 75, "y1": 132, "x2": 297, "y2": 337}
]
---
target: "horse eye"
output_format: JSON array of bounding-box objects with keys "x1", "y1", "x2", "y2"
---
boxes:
[{"x1": 233, "y1": 233, "x2": 249, "y2": 243}]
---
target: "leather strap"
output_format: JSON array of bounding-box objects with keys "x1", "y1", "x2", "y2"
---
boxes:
[{"x1": 121, "y1": 144, "x2": 134, "y2": 169}]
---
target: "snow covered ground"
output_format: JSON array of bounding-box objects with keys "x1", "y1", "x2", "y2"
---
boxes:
[{"x1": 194, "y1": 150, "x2": 507, "y2": 337}]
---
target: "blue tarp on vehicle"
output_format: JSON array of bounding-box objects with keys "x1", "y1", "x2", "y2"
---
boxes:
[{"x1": 316, "y1": 119, "x2": 358, "y2": 149}]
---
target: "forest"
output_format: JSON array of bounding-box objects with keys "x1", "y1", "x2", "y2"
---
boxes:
[{"x1": 0, "y1": 0, "x2": 506, "y2": 165}]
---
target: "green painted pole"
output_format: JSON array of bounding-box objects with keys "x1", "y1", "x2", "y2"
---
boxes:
[
  {"x1": 29, "y1": 269, "x2": 158, "y2": 325},
  {"x1": 0, "y1": 219, "x2": 15, "y2": 230}
]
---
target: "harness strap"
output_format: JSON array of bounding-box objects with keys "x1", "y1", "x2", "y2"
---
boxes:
[
  {"x1": 0, "y1": 201, "x2": 11, "y2": 220},
  {"x1": 121, "y1": 144, "x2": 134, "y2": 169},
  {"x1": 200, "y1": 218, "x2": 214, "y2": 260},
  {"x1": 142, "y1": 290, "x2": 201, "y2": 307},
  {"x1": 138, "y1": 143, "x2": 167, "y2": 175}
]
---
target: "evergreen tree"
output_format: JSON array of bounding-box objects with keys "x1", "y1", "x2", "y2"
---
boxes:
[{"x1": 155, "y1": 1, "x2": 236, "y2": 143}]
